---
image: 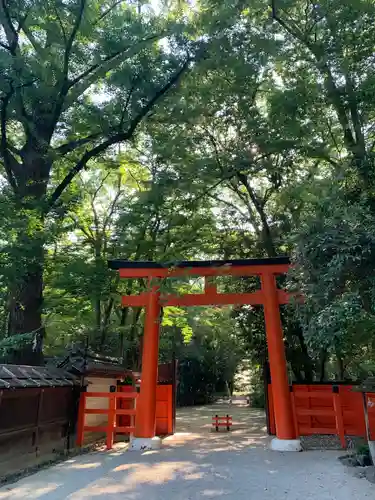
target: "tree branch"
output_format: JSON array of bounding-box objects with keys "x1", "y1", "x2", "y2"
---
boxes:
[
  {"x1": 54, "y1": 132, "x2": 102, "y2": 156},
  {"x1": 47, "y1": 58, "x2": 191, "y2": 209},
  {"x1": 64, "y1": 33, "x2": 164, "y2": 107},
  {"x1": 21, "y1": 24, "x2": 47, "y2": 59},
  {"x1": 227, "y1": 178, "x2": 261, "y2": 236},
  {"x1": 0, "y1": 0, "x2": 18, "y2": 54},
  {"x1": 271, "y1": 0, "x2": 358, "y2": 159},
  {"x1": 208, "y1": 193, "x2": 248, "y2": 220},
  {"x1": 54, "y1": 5, "x2": 67, "y2": 44},
  {"x1": 236, "y1": 172, "x2": 276, "y2": 257},
  {"x1": 64, "y1": 0, "x2": 86, "y2": 80},
  {"x1": 0, "y1": 40, "x2": 10, "y2": 50},
  {"x1": 51, "y1": 0, "x2": 86, "y2": 127},
  {"x1": 345, "y1": 73, "x2": 365, "y2": 154},
  {"x1": 0, "y1": 91, "x2": 20, "y2": 193},
  {"x1": 68, "y1": 213, "x2": 95, "y2": 243},
  {"x1": 94, "y1": 0, "x2": 127, "y2": 25},
  {"x1": 103, "y1": 175, "x2": 123, "y2": 235}
]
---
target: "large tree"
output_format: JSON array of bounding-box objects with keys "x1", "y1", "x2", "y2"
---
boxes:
[{"x1": 0, "y1": 0, "x2": 199, "y2": 362}]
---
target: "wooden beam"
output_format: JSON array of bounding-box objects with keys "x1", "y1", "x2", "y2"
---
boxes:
[
  {"x1": 162, "y1": 290, "x2": 265, "y2": 307},
  {"x1": 121, "y1": 289, "x2": 291, "y2": 308},
  {"x1": 119, "y1": 264, "x2": 290, "y2": 279}
]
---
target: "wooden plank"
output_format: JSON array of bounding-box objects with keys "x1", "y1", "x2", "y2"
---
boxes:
[
  {"x1": 122, "y1": 290, "x2": 291, "y2": 308},
  {"x1": 345, "y1": 427, "x2": 366, "y2": 437},
  {"x1": 119, "y1": 264, "x2": 290, "y2": 279},
  {"x1": 296, "y1": 409, "x2": 335, "y2": 417},
  {"x1": 293, "y1": 392, "x2": 333, "y2": 400},
  {"x1": 84, "y1": 407, "x2": 136, "y2": 417},
  {"x1": 106, "y1": 394, "x2": 116, "y2": 450},
  {"x1": 85, "y1": 392, "x2": 111, "y2": 398},
  {"x1": 84, "y1": 408, "x2": 109, "y2": 415},
  {"x1": 85, "y1": 391, "x2": 137, "y2": 399},
  {"x1": 290, "y1": 391, "x2": 299, "y2": 438},
  {"x1": 34, "y1": 388, "x2": 44, "y2": 455},
  {"x1": 84, "y1": 425, "x2": 108, "y2": 432},
  {"x1": 298, "y1": 427, "x2": 336, "y2": 435},
  {"x1": 76, "y1": 392, "x2": 86, "y2": 446},
  {"x1": 268, "y1": 384, "x2": 276, "y2": 435},
  {"x1": 115, "y1": 392, "x2": 138, "y2": 399},
  {"x1": 164, "y1": 291, "x2": 265, "y2": 307},
  {"x1": 167, "y1": 385, "x2": 173, "y2": 434},
  {"x1": 115, "y1": 409, "x2": 137, "y2": 416},
  {"x1": 333, "y1": 392, "x2": 346, "y2": 449},
  {"x1": 115, "y1": 426, "x2": 136, "y2": 434}
]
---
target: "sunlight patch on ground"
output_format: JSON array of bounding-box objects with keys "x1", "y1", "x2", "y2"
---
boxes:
[
  {"x1": 67, "y1": 461, "x2": 201, "y2": 499},
  {"x1": 202, "y1": 489, "x2": 231, "y2": 497},
  {"x1": 67, "y1": 462, "x2": 102, "y2": 470},
  {"x1": 0, "y1": 483, "x2": 62, "y2": 499}
]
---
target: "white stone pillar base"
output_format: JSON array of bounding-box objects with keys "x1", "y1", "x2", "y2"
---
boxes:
[
  {"x1": 270, "y1": 437, "x2": 302, "y2": 452},
  {"x1": 368, "y1": 441, "x2": 375, "y2": 464},
  {"x1": 129, "y1": 437, "x2": 162, "y2": 451}
]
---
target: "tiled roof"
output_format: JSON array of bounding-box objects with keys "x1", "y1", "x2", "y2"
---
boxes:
[
  {"x1": 0, "y1": 364, "x2": 79, "y2": 389},
  {"x1": 353, "y1": 377, "x2": 375, "y2": 392}
]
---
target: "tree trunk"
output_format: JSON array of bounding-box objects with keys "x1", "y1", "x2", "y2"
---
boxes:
[
  {"x1": 295, "y1": 327, "x2": 314, "y2": 382},
  {"x1": 7, "y1": 223, "x2": 45, "y2": 365},
  {"x1": 6, "y1": 148, "x2": 50, "y2": 365},
  {"x1": 336, "y1": 355, "x2": 345, "y2": 381},
  {"x1": 100, "y1": 297, "x2": 115, "y2": 348},
  {"x1": 319, "y1": 348, "x2": 327, "y2": 382},
  {"x1": 119, "y1": 306, "x2": 130, "y2": 361}
]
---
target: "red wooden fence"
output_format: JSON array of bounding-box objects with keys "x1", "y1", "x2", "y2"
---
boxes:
[
  {"x1": 76, "y1": 391, "x2": 137, "y2": 450},
  {"x1": 77, "y1": 384, "x2": 174, "y2": 449},
  {"x1": 268, "y1": 384, "x2": 375, "y2": 447},
  {"x1": 117, "y1": 385, "x2": 135, "y2": 430},
  {"x1": 155, "y1": 385, "x2": 173, "y2": 435}
]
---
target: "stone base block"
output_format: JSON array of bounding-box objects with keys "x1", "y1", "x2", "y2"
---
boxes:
[
  {"x1": 270, "y1": 437, "x2": 302, "y2": 452},
  {"x1": 129, "y1": 437, "x2": 162, "y2": 452}
]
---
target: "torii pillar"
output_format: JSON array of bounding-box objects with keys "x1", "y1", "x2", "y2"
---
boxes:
[
  {"x1": 261, "y1": 272, "x2": 301, "y2": 451},
  {"x1": 130, "y1": 284, "x2": 162, "y2": 451}
]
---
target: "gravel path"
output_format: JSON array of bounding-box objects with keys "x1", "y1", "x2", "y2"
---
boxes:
[{"x1": 0, "y1": 404, "x2": 372, "y2": 499}]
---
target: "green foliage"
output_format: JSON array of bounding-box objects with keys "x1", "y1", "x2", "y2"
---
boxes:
[
  {"x1": 0, "y1": 332, "x2": 36, "y2": 364},
  {"x1": 1, "y1": 0, "x2": 375, "y2": 396},
  {"x1": 164, "y1": 307, "x2": 245, "y2": 406},
  {"x1": 291, "y1": 189, "x2": 375, "y2": 378},
  {"x1": 248, "y1": 366, "x2": 266, "y2": 409}
]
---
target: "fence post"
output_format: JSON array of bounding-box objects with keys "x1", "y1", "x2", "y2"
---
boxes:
[
  {"x1": 76, "y1": 392, "x2": 86, "y2": 447},
  {"x1": 290, "y1": 386, "x2": 299, "y2": 438},
  {"x1": 106, "y1": 393, "x2": 116, "y2": 450},
  {"x1": 332, "y1": 386, "x2": 346, "y2": 449}
]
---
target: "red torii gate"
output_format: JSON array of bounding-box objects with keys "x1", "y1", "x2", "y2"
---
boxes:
[{"x1": 108, "y1": 257, "x2": 301, "y2": 452}]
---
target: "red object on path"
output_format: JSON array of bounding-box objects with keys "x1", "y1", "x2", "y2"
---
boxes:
[{"x1": 212, "y1": 415, "x2": 232, "y2": 431}]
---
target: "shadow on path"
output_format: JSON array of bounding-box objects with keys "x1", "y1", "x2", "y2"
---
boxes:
[{"x1": 0, "y1": 405, "x2": 372, "y2": 500}]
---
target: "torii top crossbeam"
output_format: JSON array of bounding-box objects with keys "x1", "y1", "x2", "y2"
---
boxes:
[
  {"x1": 108, "y1": 257, "x2": 291, "y2": 308},
  {"x1": 108, "y1": 256, "x2": 290, "y2": 277}
]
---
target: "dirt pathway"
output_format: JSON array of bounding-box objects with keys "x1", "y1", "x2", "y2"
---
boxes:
[{"x1": 0, "y1": 403, "x2": 372, "y2": 499}]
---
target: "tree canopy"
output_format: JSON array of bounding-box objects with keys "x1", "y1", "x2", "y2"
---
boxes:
[{"x1": 1, "y1": 0, "x2": 375, "y2": 393}]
